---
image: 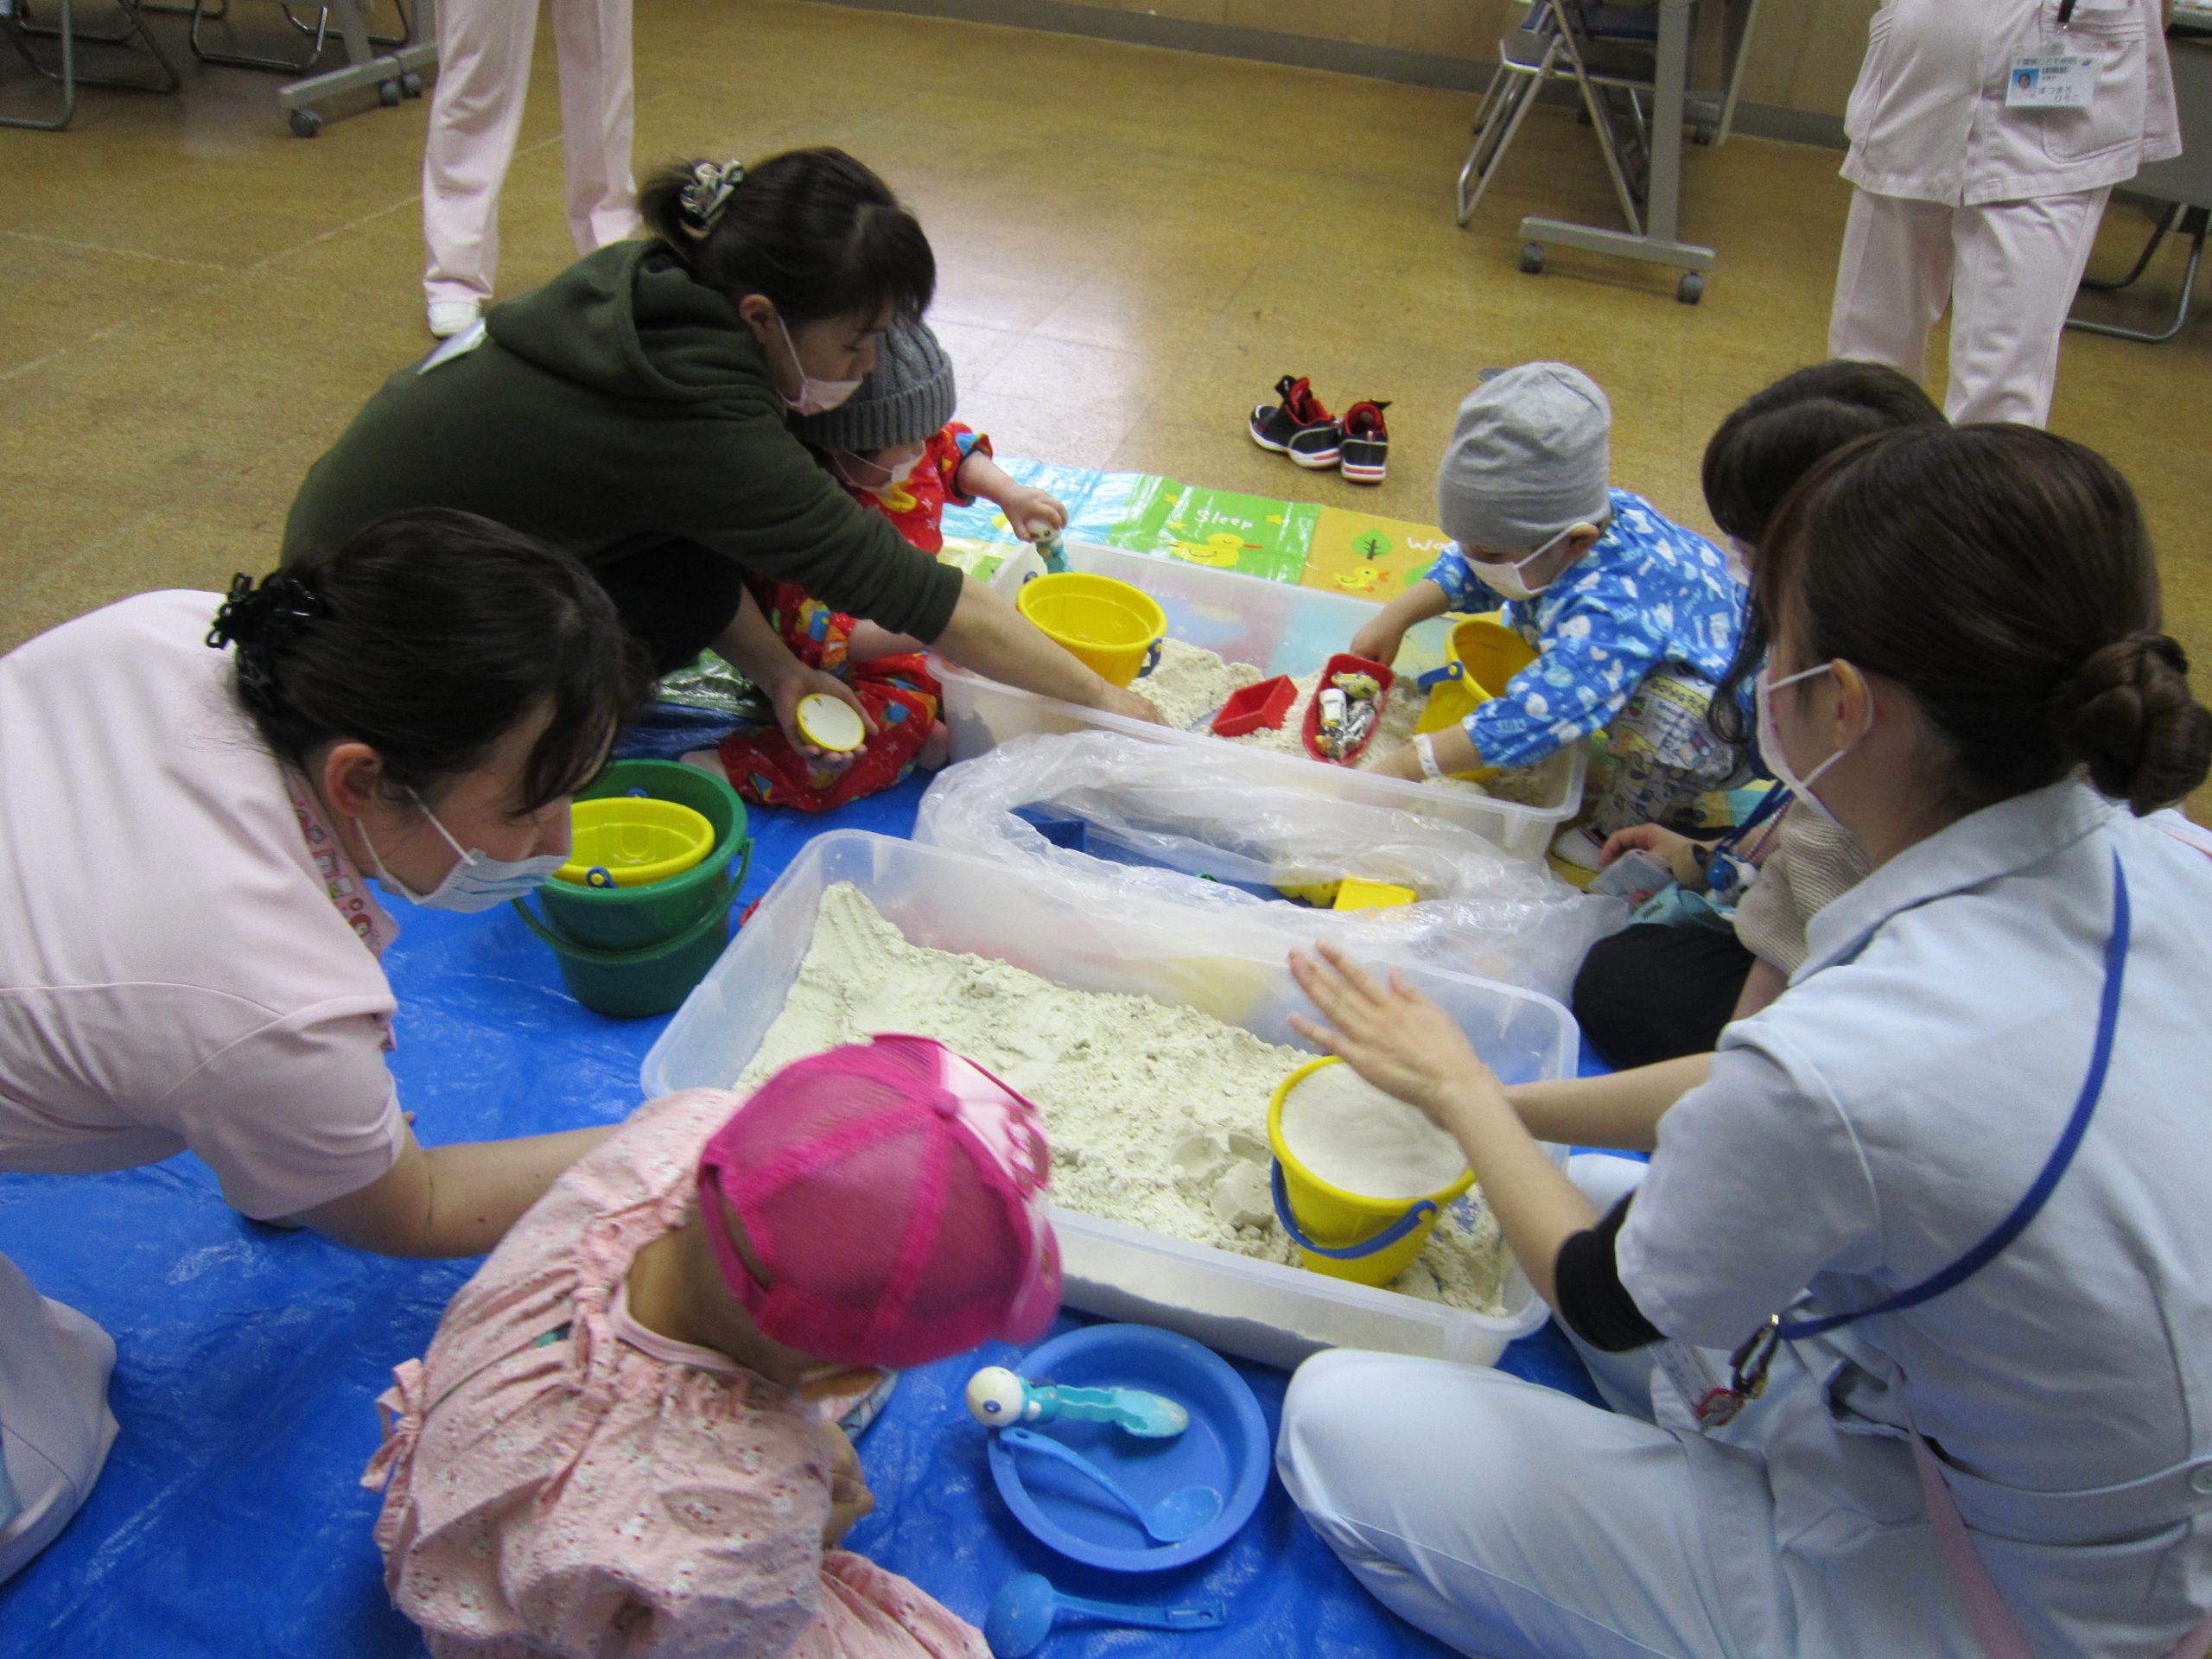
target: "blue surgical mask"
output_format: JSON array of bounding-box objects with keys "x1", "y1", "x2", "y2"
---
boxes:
[{"x1": 356, "y1": 793, "x2": 567, "y2": 913}]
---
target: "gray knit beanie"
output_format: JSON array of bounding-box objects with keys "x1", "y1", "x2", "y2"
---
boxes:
[
  {"x1": 789, "y1": 314, "x2": 957, "y2": 453},
  {"x1": 1435, "y1": 362, "x2": 1613, "y2": 551}
]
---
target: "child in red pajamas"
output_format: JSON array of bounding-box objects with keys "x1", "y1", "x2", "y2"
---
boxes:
[{"x1": 695, "y1": 317, "x2": 1067, "y2": 813}]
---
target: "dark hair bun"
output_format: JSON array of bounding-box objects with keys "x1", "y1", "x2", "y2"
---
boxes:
[{"x1": 2056, "y1": 632, "x2": 2212, "y2": 813}]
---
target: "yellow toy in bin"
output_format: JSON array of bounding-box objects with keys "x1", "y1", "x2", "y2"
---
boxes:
[
  {"x1": 556, "y1": 797, "x2": 715, "y2": 889},
  {"x1": 1333, "y1": 878, "x2": 1417, "y2": 911},
  {"x1": 1415, "y1": 617, "x2": 1539, "y2": 782},
  {"x1": 1268, "y1": 1057, "x2": 1474, "y2": 1287},
  {"x1": 1016, "y1": 571, "x2": 1166, "y2": 689}
]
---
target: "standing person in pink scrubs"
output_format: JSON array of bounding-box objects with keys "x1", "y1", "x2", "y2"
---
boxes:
[
  {"x1": 421, "y1": 0, "x2": 642, "y2": 339},
  {"x1": 0, "y1": 510, "x2": 653, "y2": 1583},
  {"x1": 1829, "y1": 0, "x2": 2179, "y2": 425}
]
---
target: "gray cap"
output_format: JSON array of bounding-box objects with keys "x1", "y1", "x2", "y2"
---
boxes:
[
  {"x1": 789, "y1": 314, "x2": 957, "y2": 454},
  {"x1": 1435, "y1": 362, "x2": 1612, "y2": 552}
]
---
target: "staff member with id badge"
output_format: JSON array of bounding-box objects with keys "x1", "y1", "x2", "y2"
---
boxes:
[
  {"x1": 1274, "y1": 426, "x2": 2212, "y2": 1658},
  {"x1": 1829, "y1": 0, "x2": 2179, "y2": 426}
]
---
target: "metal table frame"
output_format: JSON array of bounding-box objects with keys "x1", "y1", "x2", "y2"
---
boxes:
[
  {"x1": 274, "y1": 0, "x2": 431, "y2": 134},
  {"x1": 1516, "y1": 0, "x2": 1764, "y2": 303}
]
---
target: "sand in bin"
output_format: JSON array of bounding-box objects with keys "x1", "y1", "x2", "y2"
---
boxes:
[
  {"x1": 734, "y1": 883, "x2": 1512, "y2": 1317},
  {"x1": 1280, "y1": 1063, "x2": 1467, "y2": 1201},
  {"x1": 1140, "y1": 641, "x2": 1572, "y2": 810}
]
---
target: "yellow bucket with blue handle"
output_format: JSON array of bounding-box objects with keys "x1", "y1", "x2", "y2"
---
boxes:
[
  {"x1": 1267, "y1": 1057, "x2": 1475, "y2": 1287},
  {"x1": 555, "y1": 797, "x2": 715, "y2": 889},
  {"x1": 1017, "y1": 571, "x2": 1166, "y2": 689},
  {"x1": 1414, "y1": 617, "x2": 1539, "y2": 783}
]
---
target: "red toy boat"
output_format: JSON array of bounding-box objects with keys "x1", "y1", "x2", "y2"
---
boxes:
[
  {"x1": 1211, "y1": 674, "x2": 1298, "y2": 737},
  {"x1": 1300, "y1": 653, "x2": 1395, "y2": 765}
]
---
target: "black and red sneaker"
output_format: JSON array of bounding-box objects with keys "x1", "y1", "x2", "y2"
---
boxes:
[
  {"x1": 1249, "y1": 374, "x2": 1343, "y2": 468},
  {"x1": 1339, "y1": 400, "x2": 1390, "y2": 484}
]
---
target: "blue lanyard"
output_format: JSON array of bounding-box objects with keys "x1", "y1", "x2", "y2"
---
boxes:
[{"x1": 1774, "y1": 849, "x2": 2131, "y2": 1341}]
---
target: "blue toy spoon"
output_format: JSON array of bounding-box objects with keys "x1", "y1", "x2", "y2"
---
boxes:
[
  {"x1": 983, "y1": 1571, "x2": 1226, "y2": 1657},
  {"x1": 999, "y1": 1427, "x2": 1223, "y2": 1543}
]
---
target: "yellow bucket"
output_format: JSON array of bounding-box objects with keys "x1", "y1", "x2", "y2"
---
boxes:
[
  {"x1": 1017, "y1": 571, "x2": 1166, "y2": 689},
  {"x1": 555, "y1": 797, "x2": 715, "y2": 889},
  {"x1": 1414, "y1": 617, "x2": 1539, "y2": 783},
  {"x1": 1266, "y1": 1057, "x2": 1474, "y2": 1287}
]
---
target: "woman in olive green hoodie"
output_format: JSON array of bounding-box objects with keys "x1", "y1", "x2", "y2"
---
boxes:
[{"x1": 285, "y1": 147, "x2": 1162, "y2": 761}]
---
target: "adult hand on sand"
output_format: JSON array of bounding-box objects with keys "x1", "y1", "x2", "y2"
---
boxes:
[
  {"x1": 1287, "y1": 943, "x2": 1503, "y2": 1127},
  {"x1": 1097, "y1": 683, "x2": 1167, "y2": 725}
]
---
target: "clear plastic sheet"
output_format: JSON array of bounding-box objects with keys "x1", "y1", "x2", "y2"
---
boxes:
[{"x1": 914, "y1": 733, "x2": 1626, "y2": 1001}]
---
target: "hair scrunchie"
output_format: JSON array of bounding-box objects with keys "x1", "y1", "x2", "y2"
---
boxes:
[
  {"x1": 207, "y1": 571, "x2": 324, "y2": 702},
  {"x1": 677, "y1": 159, "x2": 746, "y2": 238}
]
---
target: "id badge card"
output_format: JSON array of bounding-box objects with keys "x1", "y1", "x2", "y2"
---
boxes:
[
  {"x1": 1591, "y1": 848, "x2": 1673, "y2": 908},
  {"x1": 2006, "y1": 52, "x2": 2099, "y2": 109}
]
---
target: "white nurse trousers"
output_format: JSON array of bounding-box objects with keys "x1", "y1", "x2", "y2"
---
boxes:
[
  {"x1": 1827, "y1": 184, "x2": 2113, "y2": 429},
  {"x1": 1276, "y1": 1154, "x2": 1761, "y2": 1658},
  {"x1": 0, "y1": 1252, "x2": 118, "y2": 1585},
  {"x1": 421, "y1": 0, "x2": 642, "y2": 310}
]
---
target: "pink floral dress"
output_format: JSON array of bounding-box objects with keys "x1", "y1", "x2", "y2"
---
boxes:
[{"x1": 362, "y1": 1089, "x2": 988, "y2": 1659}]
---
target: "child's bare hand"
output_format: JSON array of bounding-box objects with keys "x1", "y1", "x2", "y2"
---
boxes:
[
  {"x1": 1287, "y1": 943, "x2": 1497, "y2": 1126},
  {"x1": 1600, "y1": 823, "x2": 1713, "y2": 886},
  {"x1": 1006, "y1": 486, "x2": 1068, "y2": 543},
  {"x1": 821, "y1": 1422, "x2": 875, "y2": 1548},
  {"x1": 1350, "y1": 617, "x2": 1404, "y2": 666},
  {"x1": 1365, "y1": 741, "x2": 1425, "y2": 783}
]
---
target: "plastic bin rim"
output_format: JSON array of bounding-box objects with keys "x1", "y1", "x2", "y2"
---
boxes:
[{"x1": 638, "y1": 828, "x2": 1577, "y2": 1097}]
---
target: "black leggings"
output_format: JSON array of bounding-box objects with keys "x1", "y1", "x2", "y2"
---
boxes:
[
  {"x1": 588, "y1": 537, "x2": 752, "y2": 677},
  {"x1": 1571, "y1": 923, "x2": 1754, "y2": 1070}
]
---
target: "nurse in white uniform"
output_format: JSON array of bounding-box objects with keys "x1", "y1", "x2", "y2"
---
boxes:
[
  {"x1": 1276, "y1": 424, "x2": 2212, "y2": 1658},
  {"x1": 1830, "y1": 0, "x2": 2180, "y2": 426},
  {"x1": 0, "y1": 510, "x2": 652, "y2": 1583}
]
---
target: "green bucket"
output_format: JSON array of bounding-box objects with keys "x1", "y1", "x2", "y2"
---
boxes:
[{"x1": 512, "y1": 760, "x2": 752, "y2": 1019}]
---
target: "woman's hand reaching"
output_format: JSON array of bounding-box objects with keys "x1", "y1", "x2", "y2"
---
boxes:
[
  {"x1": 771, "y1": 665, "x2": 875, "y2": 770},
  {"x1": 1287, "y1": 943, "x2": 1503, "y2": 1128}
]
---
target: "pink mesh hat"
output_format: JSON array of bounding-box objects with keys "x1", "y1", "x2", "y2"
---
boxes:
[{"x1": 696, "y1": 1033, "x2": 1061, "y2": 1370}]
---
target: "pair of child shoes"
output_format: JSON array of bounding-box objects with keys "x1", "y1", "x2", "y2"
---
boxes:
[{"x1": 1248, "y1": 375, "x2": 1389, "y2": 485}]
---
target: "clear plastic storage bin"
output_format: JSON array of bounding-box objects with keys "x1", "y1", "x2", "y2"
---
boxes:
[
  {"x1": 933, "y1": 541, "x2": 1589, "y2": 862},
  {"x1": 641, "y1": 831, "x2": 1575, "y2": 1370}
]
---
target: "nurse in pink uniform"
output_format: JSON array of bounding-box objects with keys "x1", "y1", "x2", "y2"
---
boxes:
[
  {"x1": 0, "y1": 509, "x2": 652, "y2": 1583},
  {"x1": 1829, "y1": 0, "x2": 2179, "y2": 426}
]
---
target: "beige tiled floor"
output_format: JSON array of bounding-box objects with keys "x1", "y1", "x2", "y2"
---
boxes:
[{"x1": 4, "y1": 0, "x2": 2209, "y2": 812}]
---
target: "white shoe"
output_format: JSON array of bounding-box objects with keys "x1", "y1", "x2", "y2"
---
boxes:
[
  {"x1": 1549, "y1": 825, "x2": 1607, "y2": 871},
  {"x1": 426, "y1": 299, "x2": 482, "y2": 339}
]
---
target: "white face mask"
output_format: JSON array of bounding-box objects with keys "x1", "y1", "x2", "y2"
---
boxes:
[
  {"x1": 1756, "y1": 661, "x2": 1872, "y2": 826},
  {"x1": 832, "y1": 448, "x2": 919, "y2": 495},
  {"x1": 356, "y1": 792, "x2": 568, "y2": 913},
  {"x1": 1465, "y1": 523, "x2": 1575, "y2": 602},
  {"x1": 1726, "y1": 536, "x2": 1754, "y2": 586},
  {"x1": 772, "y1": 312, "x2": 862, "y2": 417}
]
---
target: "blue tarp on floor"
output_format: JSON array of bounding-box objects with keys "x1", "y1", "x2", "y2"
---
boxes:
[{"x1": 0, "y1": 776, "x2": 1600, "y2": 1657}]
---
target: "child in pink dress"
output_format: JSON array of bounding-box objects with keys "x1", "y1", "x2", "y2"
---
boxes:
[{"x1": 362, "y1": 1035, "x2": 1061, "y2": 1658}]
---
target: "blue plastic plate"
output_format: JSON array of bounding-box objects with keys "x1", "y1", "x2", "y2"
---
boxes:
[{"x1": 984, "y1": 1323, "x2": 1269, "y2": 1573}]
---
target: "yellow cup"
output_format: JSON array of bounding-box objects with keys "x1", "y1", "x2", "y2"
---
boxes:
[
  {"x1": 1267, "y1": 1057, "x2": 1474, "y2": 1287},
  {"x1": 1017, "y1": 572, "x2": 1167, "y2": 689}
]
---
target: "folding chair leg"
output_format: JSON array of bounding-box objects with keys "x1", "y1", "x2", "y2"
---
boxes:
[
  {"x1": 1456, "y1": 41, "x2": 1563, "y2": 228},
  {"x1": 2, "y1": 0, "x2": 178, "y2": 128},
  {"x1": 2067, "y1": 205, "x2": 2208, "y2": 344}
]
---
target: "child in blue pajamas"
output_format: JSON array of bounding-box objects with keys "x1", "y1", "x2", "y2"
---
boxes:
[{"x1": 1351, "y1": 363, "x2": 1745, "y2": 867}]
